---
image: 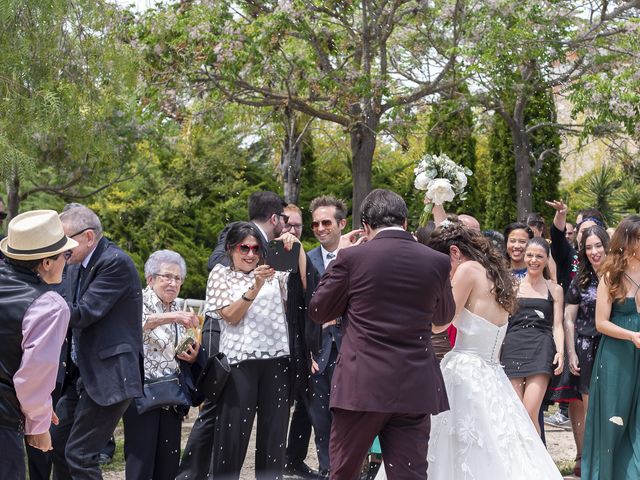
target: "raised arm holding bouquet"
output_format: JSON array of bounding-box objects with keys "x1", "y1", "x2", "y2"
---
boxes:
[{"x1": 414, "y1": 153, "x2": 472, "y2": 226}]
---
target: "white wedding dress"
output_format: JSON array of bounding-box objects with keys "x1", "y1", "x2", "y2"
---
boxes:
[{"x1": 376, "y1": 309, "x2": 562, "y2": 480}]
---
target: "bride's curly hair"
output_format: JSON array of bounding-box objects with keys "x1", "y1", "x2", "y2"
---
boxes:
[
  {"x1": 599, "y1": 215, "x2": 640, "y2": 302},
  {"x1": 427, "y1": 221, "x2": 518, "y2": 314}
]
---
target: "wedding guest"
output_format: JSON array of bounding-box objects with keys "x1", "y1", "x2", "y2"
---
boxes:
[
  {"x1": 503, "y1": 222, "x2": 534, "y2": 281},
  {"x1": 51, "y1": 204, "x2": 144, "y2": 479},
  {"x1": 564, "y1": 225, "x2": 609, "y2": 477},
  {"x1": 582, "y1": 215, "x2": 640, "y2": 479},
  {"x1": 0, "y1": 210, "x2": 77, "y2": 479},
  {"x1": 206, "y1": 222, "x2": 306, "y2": 479},
  {"x1": 122, "y1": 250, "x2": 203, "y2": 480},
  {"x1": 501, "y1": 237, "x2": 564, "y2": 434}
]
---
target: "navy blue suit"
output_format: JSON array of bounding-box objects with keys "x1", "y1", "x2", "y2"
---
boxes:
[
  {"x1": 306, "y1": 246, "x2": 342, "y2": 473},
  {"x1": 52, "y1": 237, "x2": 143, "y2": 479}
]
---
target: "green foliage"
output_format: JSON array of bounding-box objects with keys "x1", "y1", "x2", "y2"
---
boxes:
[
  {"x1": 564, "y1": 163, "x2": 640, "y2": 225},
  {"x1": 483, "y1": 114, "x2": 516, "y2": 230},
  {"x1": 0, "y1": 0, "x2": 143, "y2": 215},
  {"x1": 92, "y1": 116, "x2": 280, "y2": 299},
  {"x1": 528, "y1": 88, "x2": 561, "y2": 220},
  {"x1": 424, "y1": 84, "x2": 481, "y2": 217}
]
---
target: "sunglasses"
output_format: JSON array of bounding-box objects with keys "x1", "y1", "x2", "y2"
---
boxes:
[
  {"x1": 236, "y1": 244, "x2": 261, "y2": 255},
  {"x1": 311, "y1": 219, "x2": 334, "y2": 230},
  {"x1": 0, "y1": 211, "x2": 6, "y2": 220},
  {"x1": 64, "y1": 250, "x2": 73, "y2": 260}
]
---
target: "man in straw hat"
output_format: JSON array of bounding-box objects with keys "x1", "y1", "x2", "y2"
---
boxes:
[
  {"x1": 0, "y1": 209, "x2": 78, "y2": 479},
  {"x1": 51, "y1": 203, "x2": 143, "y2": 479}
]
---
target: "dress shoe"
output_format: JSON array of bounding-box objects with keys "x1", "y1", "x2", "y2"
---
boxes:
[
  {"x1": 97, "y1": 453, "x2": 113, "y2": 465},
  {"x1": 284, "y1": 461, "x2": 318, "y2": 479}
]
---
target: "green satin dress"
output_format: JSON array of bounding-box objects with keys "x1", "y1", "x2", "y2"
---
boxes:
[{"x1": 582, "y1": 297, "x2": 640, "y2": 479}]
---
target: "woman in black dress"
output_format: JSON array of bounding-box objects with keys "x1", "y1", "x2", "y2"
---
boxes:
[{"x1": 501, "y1": 237, "x2": 564, "y2": 434}]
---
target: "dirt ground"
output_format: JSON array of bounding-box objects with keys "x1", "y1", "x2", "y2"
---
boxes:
[{"x1": 103, "y1": 407, "x2": 579, "y2": 480}]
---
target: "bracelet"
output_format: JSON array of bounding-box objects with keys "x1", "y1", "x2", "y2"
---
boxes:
[{"x1": 241, "y1": 293, "x2": 255, "y2": 302}]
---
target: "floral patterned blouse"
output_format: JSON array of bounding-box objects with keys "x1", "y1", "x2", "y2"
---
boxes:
[
  {"x1": 141, "y1": 286, "x2": 186, "y2": 380},
  {"x1": 566, "y1": 273, "x2": 600, "y2": 337},
  {"x1": 205, "y1": 263, "x2": 289, "y2": 365}
]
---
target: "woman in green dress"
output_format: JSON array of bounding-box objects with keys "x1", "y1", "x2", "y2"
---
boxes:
[{"x1": 582, "y1": 215, "x2": 640, "y2": 479}]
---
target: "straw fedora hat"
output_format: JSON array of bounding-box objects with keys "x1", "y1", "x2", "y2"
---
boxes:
[{"x1": 0, "y1": 210, "x2": 78, "y2": 260}]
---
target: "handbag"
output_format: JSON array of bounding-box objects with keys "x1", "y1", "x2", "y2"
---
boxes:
[
  {"x1": 194, "y1": 351, "x2": 231, "y2": 404},
  {"x1": 134, "y1": 372, "x2": 191, "y2": 414},
  {"x1": 134, "y1": 323, "x2": 192, "y2": 414}
]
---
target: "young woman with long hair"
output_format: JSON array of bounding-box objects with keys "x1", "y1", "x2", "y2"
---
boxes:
[
  {"x1": 582, "y1": 215, "x2": 640, "y2": 478},
  {"x1": 501, "y1": 237, "x2": 565, "y2": 435}
]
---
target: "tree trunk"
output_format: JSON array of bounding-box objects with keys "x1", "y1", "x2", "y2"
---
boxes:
[
  {"x1": 511, "y1": 124, "x2": 533, "y2": 221},
  {"x1": 350, "y1": 120, "x2": 377, "y2": 228},
  {"x1": 280, "y1": 138, "x2": 302, "y2": 205},
  {"x1": 7, "y1": 167, "x2": 21, "y2": 222}
]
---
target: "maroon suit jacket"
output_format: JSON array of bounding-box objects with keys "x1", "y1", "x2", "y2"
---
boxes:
[{"x1": 309, "y1": 229, "x2": 454, "y2": 415}]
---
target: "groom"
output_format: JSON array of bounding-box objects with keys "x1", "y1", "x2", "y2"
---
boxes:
[{"x1": 309, "y1": 189, "x2": 455, "y2": 480}]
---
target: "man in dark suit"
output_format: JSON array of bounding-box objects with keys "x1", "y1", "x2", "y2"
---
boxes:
[
  {"x1": 303, "y1": 195, "x2": 348, "y2": 477},
  {"x1": 310, "y1": 189, "x2": 455, "y2": 480},
  {"x1": 51, "y1": 204, "x2": 143, "y2": 479}
]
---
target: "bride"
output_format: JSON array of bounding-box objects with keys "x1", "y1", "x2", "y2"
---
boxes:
[{"x1": 376, "y1": 221, "x2": 562, "y2": 480}]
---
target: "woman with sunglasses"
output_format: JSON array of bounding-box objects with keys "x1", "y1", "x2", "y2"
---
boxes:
[{"x1": 205, "y1": 221, "x2": 306, "y2": 479}]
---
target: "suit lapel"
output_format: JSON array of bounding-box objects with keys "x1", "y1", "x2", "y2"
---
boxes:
[
  {"x1": 78, "y1": 237, "x2": 107, "y2": 295},
  {"x1": 309, "y1": 247, "x2": 325, "y2": 275}
]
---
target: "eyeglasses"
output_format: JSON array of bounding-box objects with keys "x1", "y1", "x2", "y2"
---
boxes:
[
  {"x1": 236, "y1": 244, "x2": 261, "y2": 255},
  {"x1": 69, "y1": 227, "x2": 96, "y2": 238},
  {"x1": 154, "y1": 273, "x2": 183, "y2": 284},
  {"x1": 276, "y1": 213, "x2": 290, "y2": 224},
  {"x1": 311, "y1": 219, "x2": 334, "y2": 230},
  {"x1": 285, "y1": 223, "x2": 303, "y2": 231}
]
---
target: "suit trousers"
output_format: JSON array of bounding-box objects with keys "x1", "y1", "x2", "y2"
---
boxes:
[
  {"x1": 211, "y1": 357, "x2": 291, "y2": 480},
  {"x1": 0, "y1": 426, "x2": 26, "y2": 480},
  {"x1": 308, "y1": 342, "x2": 338, "y2": 472},
  {"x1": 51, "y1": 378, "x2": 131, "y2": 480},
  {"x1": 285, "y1": 396, "x2": 313, "y2": 465},
  {"x1": 123, "y1": 403, "x2": 182, "y2": 480},
  {"x1": 329, "y1": 409, "x2": 430, "y2": 480},
  {"x1": 176, "y1": 399, "x2": 218, "y2": 480},
  {"x1": 176, "y1": 315, "x2": 221, "y2": 480}
]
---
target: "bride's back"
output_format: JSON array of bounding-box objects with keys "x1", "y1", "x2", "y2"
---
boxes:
[{"x1": 459, "y1": 260, "x2": 510, "y2": 327}]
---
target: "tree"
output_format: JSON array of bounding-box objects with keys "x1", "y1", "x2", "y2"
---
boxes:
[
  {"x1": 0, "y1": 0, "x2": 142, "y2": 219},
  {"x1": 424, "y1": 82, "x2": 481, "y2": 217},
  {"x1": 137, "y1": 0, "x2": 463, "y2": 224},
  {"x1": 462, "y1": 0, "x2": 640, "y2": 220}
]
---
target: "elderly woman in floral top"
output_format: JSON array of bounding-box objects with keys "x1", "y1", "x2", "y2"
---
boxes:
[{"x1": 122, "y1": 250, "x2": 201, "y2": 480}]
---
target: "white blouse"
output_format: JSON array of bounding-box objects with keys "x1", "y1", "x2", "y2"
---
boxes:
[{"x1": 205, "y1": 263, "x2": 289, "y2": 365}]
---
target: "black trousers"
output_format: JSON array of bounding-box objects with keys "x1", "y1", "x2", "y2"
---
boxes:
[
  {"x1": 123, "y1": 403, "x2": 182, "y2": 480},
  {"x1": 51, "y1": 379, "x2": 130, "y2": 480},
  {"x1": 308, "y1": 343, "x2": 338, "y2": 472},
  {"x1": 176, "y1": 315, "x2": 221, "y2": 480},
  {"x1": 211, "y1": 357, "x2": 291, "y2": 480},
  {"x1": 176, "y1": 399, "x2": 217, "y2": 480},
  {"x1": 0, "y1": 426, "x2": 26, "y2": 480},
  {"x1": 285, "y1": 396, "x2": 313, "y2": 465}
]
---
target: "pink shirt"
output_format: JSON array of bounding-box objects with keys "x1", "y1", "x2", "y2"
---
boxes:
[{"x1": 13, "y1": 290, "x2": 70, "y2": 435}]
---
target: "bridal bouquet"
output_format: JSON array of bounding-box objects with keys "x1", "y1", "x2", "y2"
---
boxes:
[{"x1": 414, "y1": 153, "x2": 473, "y2": 223}]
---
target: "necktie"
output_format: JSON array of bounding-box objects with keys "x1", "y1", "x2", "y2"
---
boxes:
[
  {"x1": 326, "y1": 252, "x2": 335, "y2": 260},
  {"x1": 71, "y1": 266, "x2": 85, "y2": 364}
]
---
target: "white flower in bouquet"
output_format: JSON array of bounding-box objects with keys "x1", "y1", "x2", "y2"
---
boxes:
[
  {"x1": 413, "y1": 153, "x2": 473, "y2": 225},
  {"x1": 426, "y1": 178, "x2": 456, "y2": 204},
  {"x1": 414, "y1": 172, "x2": 431, "y2": 190}
]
